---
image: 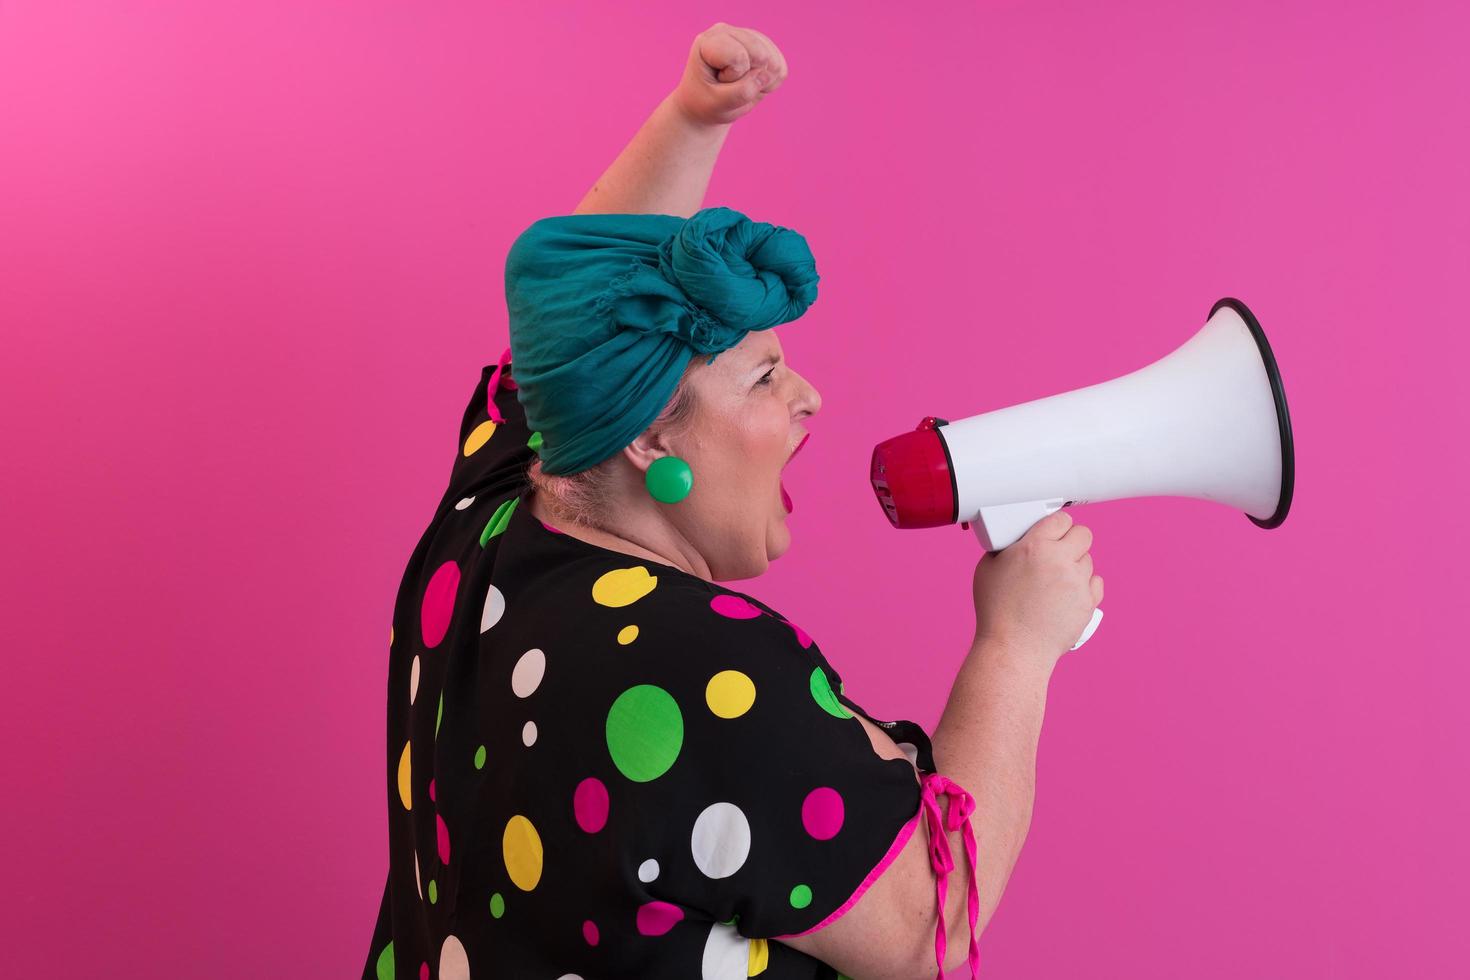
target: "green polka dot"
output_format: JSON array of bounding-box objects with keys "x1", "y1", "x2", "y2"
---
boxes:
[
  {"x1": 490, "y1": 892, "x2": 505, "y2": 918},
  {"x1": 606, "y1": 684, "x2": 684, "y2": 782},
  {"x1": 436, "y1": 692, "x2": 444, "y2": 737},
  {"x1": 375, "y1": 941, "x2": 394, "y2": 980},
  {"x1": 480, "y1": 497, "x2": 519, "y2": 546},
  {"x1": 790, "y1": 884, "x2": 813, "y2": 909},
  {"x1": 809, "y1": 667, "x2": 852, "y2": 719},
  {"x1": 428, "y1": 879, "x2": 438, "y2": 904},
  {"x1": 527, "y1": 431, "x2": 543, "y2": 453},
  {"x1": 474, "y1": 745, "x2": 486, "y2": 769}
]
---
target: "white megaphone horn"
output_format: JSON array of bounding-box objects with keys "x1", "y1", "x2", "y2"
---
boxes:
[{"x1": 869, "y1": 297, "x2": 1295, "y2": 651}]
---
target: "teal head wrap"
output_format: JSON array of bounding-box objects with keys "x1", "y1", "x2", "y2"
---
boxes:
[{"x1": 504, "y1": 205, "x2": 820, "y2": 476}]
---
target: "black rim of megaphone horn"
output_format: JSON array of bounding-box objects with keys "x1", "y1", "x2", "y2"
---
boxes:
[{"x1": 1209, "y1": 297, "x2": 1295, "y2": 529}]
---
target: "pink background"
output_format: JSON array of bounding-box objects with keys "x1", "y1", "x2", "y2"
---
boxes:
[{"x1": 3, "y1": 2, "x2": 1465, "y2": 977}]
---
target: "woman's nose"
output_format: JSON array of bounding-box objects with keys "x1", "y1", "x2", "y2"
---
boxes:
[
  {"x1": 795, "y1": 376, "x2": 822, "y2": 419},
  {"x1": 804, "y1": 383, "x2": 822, "y2": 418}
]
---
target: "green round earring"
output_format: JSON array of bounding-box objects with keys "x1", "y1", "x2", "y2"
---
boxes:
[{"x1": 645, "y1": 455, "x2": 693, "y2": 504}]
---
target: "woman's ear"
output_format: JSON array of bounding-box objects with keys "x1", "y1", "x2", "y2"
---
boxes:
[{"x1": 621, "y1": 432, "x2": 664, "y2": 477}]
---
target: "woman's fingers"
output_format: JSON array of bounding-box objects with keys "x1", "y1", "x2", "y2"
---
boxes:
[
  {"x1": 696, "y1": 24, "x2": 753, "y2": 82},
  {"x1": 675, "y1": 23, "x2": 788, "y2": 126},
  {"x1": 743, "y1": 26, "x2": 788, "y2": 87},
  {"x1": 725, "y1": 25, "x2": 773, "y2": 73},
  {"x1": 699, "y1": 23, "x2": 785, "y2": 88}
]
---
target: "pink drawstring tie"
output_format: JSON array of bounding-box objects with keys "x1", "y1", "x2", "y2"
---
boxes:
[
  {"x1": 919, "y1": 772, "x2": 981, "y2": 978},
  {"x1": 484, "y1": 346, "x2": 514, "y2": 423}
]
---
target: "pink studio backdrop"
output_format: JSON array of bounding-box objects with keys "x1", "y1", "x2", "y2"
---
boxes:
[{"x1": 2, "y1": 2, "x2": 1465, "y2": 977}]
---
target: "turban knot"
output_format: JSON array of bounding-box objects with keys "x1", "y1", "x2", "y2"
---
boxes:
[{"x1": 504, "y1": 206, "x2": 820, "y2": 476}]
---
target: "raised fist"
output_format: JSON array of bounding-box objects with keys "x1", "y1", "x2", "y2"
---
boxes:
[{"x1": 671, "y1": 22, "x2": 788, "y2": 127}]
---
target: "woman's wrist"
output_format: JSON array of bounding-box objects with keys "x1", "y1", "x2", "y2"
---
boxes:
[
  {"x1": 663, "y1": 89, "x2": 734, "y2": 135},
  {"x1": 969, "y1": 629, "x2": 1060, "y2": 683}
]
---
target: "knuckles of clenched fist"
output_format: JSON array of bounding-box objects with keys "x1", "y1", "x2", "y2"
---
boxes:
[{"x1": 671, "y1": 22, "x2": 790, "y2": 127}]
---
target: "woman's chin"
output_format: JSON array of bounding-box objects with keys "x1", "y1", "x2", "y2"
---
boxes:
[{"x1": 767, "y1": 513, "x2": 791, "y2": 559}]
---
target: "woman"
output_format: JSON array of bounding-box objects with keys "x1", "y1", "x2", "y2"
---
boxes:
[{"x1": 362, "y1": 23, "x2": 1102, "y2": 980}]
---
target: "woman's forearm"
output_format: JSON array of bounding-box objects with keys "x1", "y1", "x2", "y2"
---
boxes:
[
  {"x1": 929, "y1": 634, "x2": 1055, "y2": 945},
  {"x1": 573, "y1": 93, "x2": 732, "y2": 218}
]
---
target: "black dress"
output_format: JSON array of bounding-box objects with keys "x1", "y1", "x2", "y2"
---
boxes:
[{"x1": 362, "y1": 350, "x2": 981, "y2": 980}]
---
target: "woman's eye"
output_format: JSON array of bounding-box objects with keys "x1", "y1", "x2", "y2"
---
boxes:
[{"x1": 756, "y1": 369, "x2": 775, "y2": 387}]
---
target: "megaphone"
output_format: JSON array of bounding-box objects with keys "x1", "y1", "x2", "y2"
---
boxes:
[{"x1": 869, "y1": 297, "x2": 1295, "y2": 651}]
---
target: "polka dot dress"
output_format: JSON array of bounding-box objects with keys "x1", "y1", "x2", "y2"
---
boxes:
[{"x1": 362, "y1": 351, "x2": 970, "y2": 980}]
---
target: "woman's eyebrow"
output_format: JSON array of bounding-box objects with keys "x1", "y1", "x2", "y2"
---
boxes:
[{"x1": 750, "y1": 353, "x2": 782, "y2": 374}]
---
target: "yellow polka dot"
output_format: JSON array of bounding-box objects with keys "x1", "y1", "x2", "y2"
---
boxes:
[
  {"x1": 617, "y1": 624, "x2": 639, "y2": 645},
  {"x1": 503, "y1": 814, "x2": 543, "y2": 891},
  {"x1": 463, "y1": 420, "x2": 497, "y2": 456},
  {"x1": 706, "y1": 670, "x2": 756, "y2": 719},
  {"x1": 749, "y1": 937, "x2": 769, "y2": 974},
  {"x1": 591, "y1": 566, "x2": 658, "y2": 607},
  {"x1": 397, "y1": 741, "x2": 412, "y2": 810},
  {"x1": 389, "y1": 624, "x2": 394, "y2": 647}
]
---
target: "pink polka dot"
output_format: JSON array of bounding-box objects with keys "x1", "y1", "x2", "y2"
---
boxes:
[
  {"x1": 801, "y1": 786, "x2": 845, "y2": 840},
  {"x1": 710, "y1": 594, "x2": 763, "y2": 620},
  {"x1": 538, "y1": 518, "x2": 564, "y2": 534},
  {"x1": 573, "y1": 777, "x2": 609, "y2": 833},
  {"x1": 636, "y1": 900, "x2": 685, "y2": 936},
  {"x1": 781, "y1": 618, "x2": 813, "y2": 649},
  {"x1": 419, "y1": 964, "x2": 429, "y2": 980},
  {"x1": 420, "y1": 560, "x2": 461, "y2": 648},
  {"x1": 583, "y1": 919, "x2": 600, "y2": 945},
  {"x1": 436, "y1": 812, "x2": 451, "y2": 864}
]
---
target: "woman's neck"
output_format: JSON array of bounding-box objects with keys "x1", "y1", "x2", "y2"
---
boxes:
[{"x1": 527, "y1": 489, "x2": 712, "y2": 582}]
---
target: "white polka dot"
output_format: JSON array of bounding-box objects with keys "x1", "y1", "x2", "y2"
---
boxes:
[
  {"x1": 897, "y1": 741, "x2": 919, "y2": 766},
  {"x1": 415, "y1": 850, "x2": 423, "y2": 901},
  {"x1": 638, "y1": 858, "x2": 660, "y2": 883},
  {"x1": 409, "y1": 656, "x2": 421, "y2": 705},
  {"x1": 455, "y1": 495, "x2": 476, "y2": 510},
  {"x1": 690, "y1": 802, "x2": 750, "y2": 879},
  {"x1": 439, "y1": 934, "x2": 471, "y2": 980},
  {"x1": 511, "y1": 648, "x2": 546, "y2": 698},
  {"x1": 701, "y1": 921, "x2": 749, "y2": 980},
  {"x1": 522, "y1": 720, "x2": 538, "y2": 746},
  {"x1": 481, "y1": 584, "x2": 506, "y2": 632},
  {"x1": 555, "y1": 976, "x2": 584, "y2": 980}
]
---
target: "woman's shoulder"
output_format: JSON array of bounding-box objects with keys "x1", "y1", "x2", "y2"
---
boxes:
[
  {"x1": 510, "y1": 548, "x2": 828, "y2": 671},
  {"x1": 596, "y1": 563, "x2": 819, "y2": 657},
  {"x1": 498, "y1": 506, "x2": 813, "y2": 647}
]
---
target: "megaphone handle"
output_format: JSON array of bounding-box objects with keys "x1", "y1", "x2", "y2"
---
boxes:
[
  {"x1": 971, "y1": 501, "x2": 1104, "y2": 651},
  {"x1": 1071, "y1": 605, "x2": 1104, "y2": 650}
]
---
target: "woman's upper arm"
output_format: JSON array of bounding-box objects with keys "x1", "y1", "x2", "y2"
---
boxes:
[
  {"x1": 775, "y1": 713, "x2": 973, "y2": 979},
  {"x1": 615, "y1": 592, "x2": 975, "y2": 976},
  {"x1": 776, "y1": 815, "x2": 949, "y2": 979}
]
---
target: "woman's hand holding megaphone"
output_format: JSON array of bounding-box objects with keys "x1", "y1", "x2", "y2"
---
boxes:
[{"x1": 972, "y1": 509, "x2": 1104, "y2": 667}]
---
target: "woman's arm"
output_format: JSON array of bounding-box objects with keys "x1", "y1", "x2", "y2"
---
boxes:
[
  {"x1": 573, "y1": 23, "x2": 787, "y2": 218},
  {"x1": 573, "y1": 94, "x2": 733, "y2": 219},
  {"x1": 779, "y1": 634, "x2": 1055, "y2": 977}
]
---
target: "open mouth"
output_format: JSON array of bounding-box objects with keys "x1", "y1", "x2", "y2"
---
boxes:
[
  {"x1": 785, "y1": 433, "x2": 810, "y2": 468},
  {"x1": 780, "y1": 434, "x2": 810, "y2": 514}
]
